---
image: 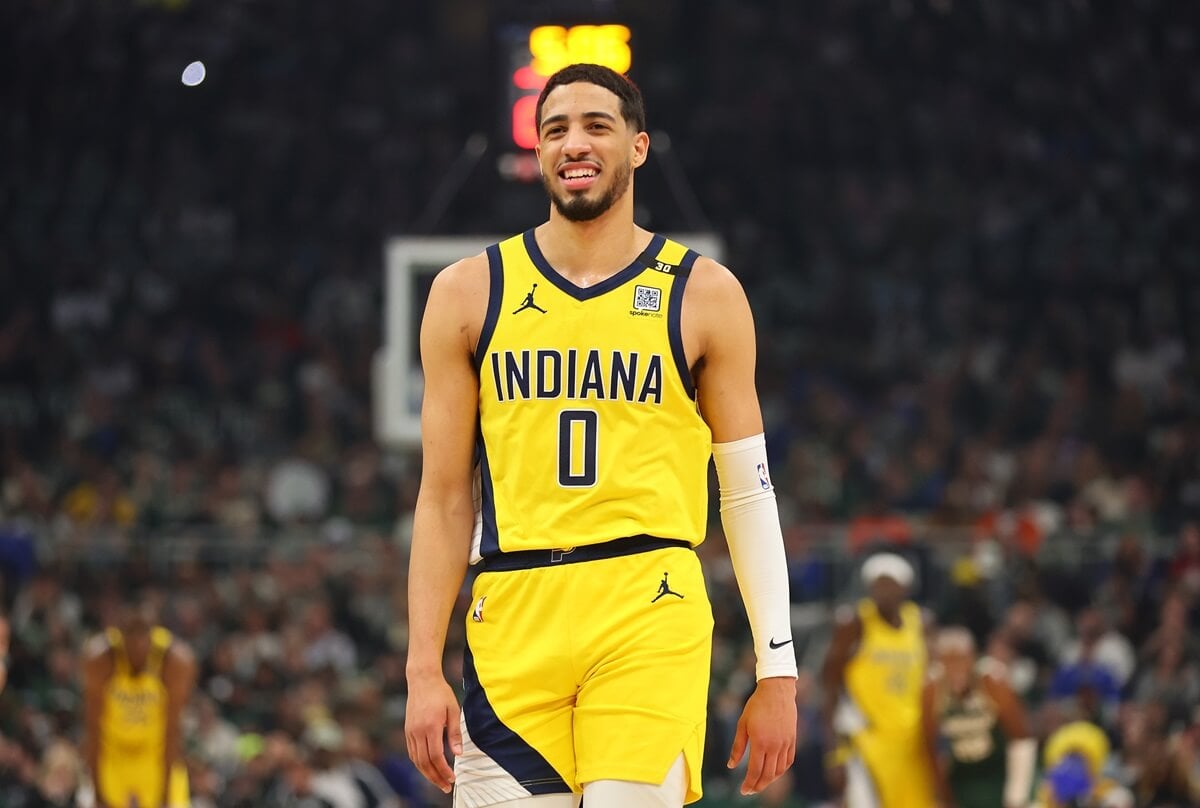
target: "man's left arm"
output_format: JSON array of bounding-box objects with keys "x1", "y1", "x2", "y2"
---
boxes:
[
  {"x1": 161, "y1": 642, "x2": 197, "y2": 806},
  {"x1": 687, "y1": 257, "x2": 797, "y2": 796},
  {"x1": 982, "y1": 669, "x2": 1036, "y2": 808}
]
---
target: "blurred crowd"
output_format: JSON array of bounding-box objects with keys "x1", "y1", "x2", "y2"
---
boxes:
[{"x1": 2, "y1": 0, "x2": 1199, "y2": 805}]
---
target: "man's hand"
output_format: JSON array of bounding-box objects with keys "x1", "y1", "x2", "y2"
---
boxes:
[
  {"x1": 404, "y1": 672, "x2": 463, "y2": 794},
  {"x1": 727, "y1": 676, "x2": 797, "y2": 795},
  {"x1": 825, "y1": 760, "x2": 847, "y2": 803}
]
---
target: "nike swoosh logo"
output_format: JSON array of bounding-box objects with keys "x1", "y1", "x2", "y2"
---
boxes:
[{"x1": 769, "y1": 637, "x2": 793, "y2": 650}]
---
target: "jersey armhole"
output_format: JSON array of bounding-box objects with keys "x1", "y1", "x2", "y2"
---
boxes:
[
  {"x1": 667, "y1": 249, "x2": 699, "y2": 400},
  {"x1": 473, "y1": 243, "x2": 504, "y2": 369}
]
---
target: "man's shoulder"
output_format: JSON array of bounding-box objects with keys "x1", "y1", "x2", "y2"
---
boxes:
[
  {"x1": 682, "y1": 255, "x2": 740, "y2": 292},
  {"x1": 678, "y1": 255, "x2": 749, "y2": 341},
  {"x1": 437, "y1": 251, "x2": 491, "y2": 287},
  {"x1": 425, "y1": 252, "x2": 492, "y2": 334},
  {"x1": 167, "y1": 635, "x2": 195, "y2": 658},
  {"x1": 82, "y1": 632, "x2": 113, "y2": 661},
  {"x1": 82, "y1": 634, "x2": 115, "y2": 681}
]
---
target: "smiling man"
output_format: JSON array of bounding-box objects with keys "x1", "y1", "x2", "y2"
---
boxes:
[{"x1": 403, "y1": 63, "x2": 797, "y2": 808}]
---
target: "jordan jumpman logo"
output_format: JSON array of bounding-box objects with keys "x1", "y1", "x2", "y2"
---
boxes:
[
  {"x1": 651, "y1": 572, "x2": 684, "y2": 603},
  {"x1": 513, "y1": 283, "x2": 547, "y2": 314}
]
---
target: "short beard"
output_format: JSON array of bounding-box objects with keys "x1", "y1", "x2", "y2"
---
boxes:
[{"x1": 544, "y1": 160, "x2": 632, "y2": 222}]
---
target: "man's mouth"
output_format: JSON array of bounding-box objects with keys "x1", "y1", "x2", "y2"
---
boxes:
[{"x1": 558, "y1": 164, "x2": 599, "y2": 191}]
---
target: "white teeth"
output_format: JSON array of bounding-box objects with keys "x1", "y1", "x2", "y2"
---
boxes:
[{"x1": 563, "y1": 168, "x2": 597, "y2": 179}]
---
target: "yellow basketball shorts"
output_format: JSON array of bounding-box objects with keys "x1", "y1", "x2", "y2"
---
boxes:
[
  {"x1": 99, "y1": 752, "x2": 189, "y2": 808},
  {"x1": 848, "y1": 730, "x2": 936, "y2": 808},
  {"x1": 455, "y1": 540, "x2": 713, "y2": 806}
]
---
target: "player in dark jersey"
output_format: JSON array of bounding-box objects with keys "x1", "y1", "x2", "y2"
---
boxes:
[{"x1": 922, "y1": 627, "x2": 1036, "y2": 808}]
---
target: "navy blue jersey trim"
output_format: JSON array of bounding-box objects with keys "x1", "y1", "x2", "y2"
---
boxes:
[
  {"x1": 474, "y1": 244, "x2": 504, "y2": 369},
  {"x1": 523, "y1": 229, "x2": 666, "y2": 301},
  {"x1": 477, "y1": 435, "x2": 499, "y2": 557},
  {"x1": 479, "y1": 535, "x2": 692, "y2": 572},
  {"x1": 462, "y1": 643, "x2": 571, "y2": 794},
  {"x1": 667, "y1": 249, "x2": 699, "y2": 400}
]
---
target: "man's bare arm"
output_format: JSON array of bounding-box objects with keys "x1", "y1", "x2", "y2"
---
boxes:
[
  {"x1": 81, "y1": 637, "x2": 113, "y2": 808},
  {"x1": 687, "y1": 258, "x2": 796, "y2": 795},
  {"x1": 161, "y1": 642, "x2": 197, "y2": 805},
  {"x1": 983, "y1": 670, "x2": 1030, "y2": 739},
  {"x1": 687, "y1": 257, "x2": 764, "y2": 443},
  {"x1": 982, "y1": 670, "x2": 1037, "y2": 808},
  {"x1": 922, "y1": 678, "x2": 955, "y2": 807},
  {"x1": 820, "y1": 610, "x2": 860, "y2": 799},
  {"x1": 404, "y1": 255, "x2": 488, "y2": 794}
]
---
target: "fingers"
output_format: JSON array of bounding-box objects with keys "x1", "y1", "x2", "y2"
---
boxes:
[
  {"x1": 826, "y1": 762, "x2": 847, "y2": 796},
  {"x1": 739, "y1": 736, "x2": 796, "y2": 795},
  {"x1": 447, "y1": 704, "x2": 464, "y2": 756},
  {"x1": 407, "y1": 727, "x2": 454, "y2": 793},
  {"x1": 740, "y1": 742, "x2": 767, "y2": 795},
  {"x1": 405, "y1": 713, "x2": 457, "y2": 794},
  {"x1": 727, "y1": 718, "x2": 748, "y2": 769},
  {"x1": 424, "y1": 730, "x2": 456, "y2": 792}
]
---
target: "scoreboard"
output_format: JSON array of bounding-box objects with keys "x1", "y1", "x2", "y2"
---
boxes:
[{"x1": 499, "y1": 23, "x2": 632, "y2": 179}]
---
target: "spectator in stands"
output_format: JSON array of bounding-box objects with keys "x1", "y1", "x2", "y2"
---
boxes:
[
  {"x1": 1138, "y1": 590, "x2": 1200, "y2": 668},
  {"x1": 1034, "y1": 721, "x2": 1132, "y2": 808},
  {"x1": 1114, "y1": 703, "x2": 1200, "y2": 807},
  {"x1": 301, "y1": 600, "x2": 357, "y2": 677},
  {"x1": 1057, "y1": 608, "x2": 1136, "y2": 692},
  {"x1": 1167, "y1": 521, "x2": 1200, "y2": 599},
  {"x1": 1131, "y1": 640, "x2": 1200, "y2": 729}
]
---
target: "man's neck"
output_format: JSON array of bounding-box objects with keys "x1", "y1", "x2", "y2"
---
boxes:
[
  {"x1": 875, "y1": 603, "x2": 902, "y2": 626},
  {"x1": 537, "y1": 199, "x2": 649, "y2": 287}
]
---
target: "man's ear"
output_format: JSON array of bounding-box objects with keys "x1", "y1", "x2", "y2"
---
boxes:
[{"x1": 632, "y1": 131, "x2": 650, "y2": 169}]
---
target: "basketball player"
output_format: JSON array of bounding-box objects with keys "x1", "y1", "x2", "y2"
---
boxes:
[
  {"x1": 404, "y1": 63, "x2": 798, "y2": 808},
  {"x1": 82, "y1": 598, "x2": 196, "y2": 808},
  {"x1": 821, "y1": 553, "x2": 937, "y2": 808},
  {"x1": 922, "y1": 627, "x2": 1036, "y2": 808}
]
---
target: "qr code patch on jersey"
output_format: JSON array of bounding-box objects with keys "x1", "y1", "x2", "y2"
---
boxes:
[{"x1": 633, "y1": 285, "x2": 661, "y2": 312}]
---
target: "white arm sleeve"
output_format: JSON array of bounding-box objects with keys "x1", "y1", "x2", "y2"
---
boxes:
[
  {"x1": 712, "y1": 433, "x2": 798, "y2": 681},
  {"x1": 1003, "y1": 737, "x2": 1036, "y2": 808}
]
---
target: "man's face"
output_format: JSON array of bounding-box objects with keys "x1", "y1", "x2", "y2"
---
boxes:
[
  {"x1": 535, "y1": 81, "x2": 648, "y2": 222},
  {"x1": 869, "y1": 576, "x2": 907, "y2": 613},
  {"x1": 120, "y1": 605, "x2": 155, "y2": 667},
  {"x1": 937, "y1": 646, "x2": 976, "y2": 693}
]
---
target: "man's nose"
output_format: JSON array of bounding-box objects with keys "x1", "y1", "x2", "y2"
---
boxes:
[{"x1": 562, "y1": 126, "x2": 593, "y2": 157}]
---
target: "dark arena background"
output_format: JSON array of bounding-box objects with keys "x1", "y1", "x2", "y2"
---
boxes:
[{"x1": 3, "y1": 0, "x2": 1199, "y2": 806}]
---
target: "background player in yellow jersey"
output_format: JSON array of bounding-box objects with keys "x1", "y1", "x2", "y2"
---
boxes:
[
  {"x1": 82, "y1": 598, "x2": 196, "y2": 808},
  {"x1": 822, "y1": 553, "x2": 937, "y2": 808},
  {"x1": 404, "y1": 63, "x2": 799, "y2": 807}
]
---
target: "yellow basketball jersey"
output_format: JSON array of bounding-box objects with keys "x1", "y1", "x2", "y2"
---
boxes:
[
  {"x1": 472, "y1": 230, "x2": 712, "y2": 559},
  {"x1": 102, "y1": 626, "x2": 172, "y2": 750},
  {"x1": 843, "y1": 600, "x2": 926, "y2": 737}
]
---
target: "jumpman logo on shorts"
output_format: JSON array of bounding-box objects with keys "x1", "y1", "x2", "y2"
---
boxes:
[
  {"x1": 651, "y1": 571, "x2": 684, "y2": 602},
  {"x1": 513, "y1": 283, "x2": 547, "y2": 314}
]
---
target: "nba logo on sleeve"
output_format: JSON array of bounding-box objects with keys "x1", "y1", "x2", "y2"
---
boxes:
[
  {"x1": 633, "y1": 285, "x2": 661, "y2": 312},
  {"x1": 756, "y1": 462, "x2": 771, "y2": 490}
]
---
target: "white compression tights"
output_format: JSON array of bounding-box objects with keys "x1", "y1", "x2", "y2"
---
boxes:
[{"x1": 471, "y1": 753, "x2": 687, "y2": 808}]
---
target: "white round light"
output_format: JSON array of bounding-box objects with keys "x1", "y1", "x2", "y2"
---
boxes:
[{"x1": 181, "y1": 61, "x2": 206, "y2": 87}]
